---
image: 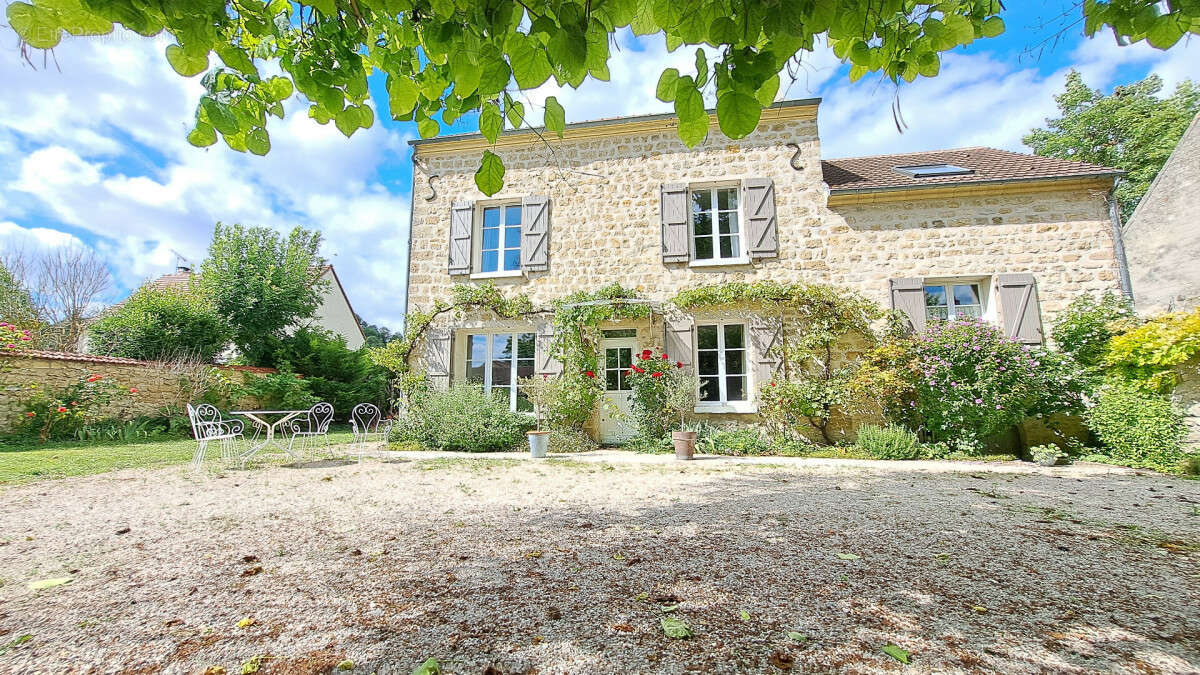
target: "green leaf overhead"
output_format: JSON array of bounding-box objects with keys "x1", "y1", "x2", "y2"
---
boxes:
[
  {"x1": 20, "y1": 0, "x2": 1172, "y2": 194},
  {"x1": 544, "y1": 96, "x2": 566, "y2": 138},
  {"x1": 475, "y1": 149, "x2": 505, "y2": 196}
]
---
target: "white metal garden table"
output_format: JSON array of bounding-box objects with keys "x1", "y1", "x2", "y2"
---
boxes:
[{"x1": 231, "y1": 409, "x2": 306, "y2": 466}]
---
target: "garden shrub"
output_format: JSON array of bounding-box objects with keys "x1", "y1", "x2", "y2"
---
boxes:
[
  {"x1": 238, "y1": 369, "x2": 320, "y2": 410},
  {"x1": 1085, "y1": 381, "x2": 1187, "y2": 471},
  {"x1": 855, "y1": 423, "x2": 921, "y2": 460},
  {"x1": 549, "y1": 428, "x2": 598, "y2": 454},
  {"x1": 87, "y1": 285, "x2": 230, "y2": 362},
  {"x1": 1029, "y1": 443, "x2": 1069, "y2": 466},
  {"x1": 861, "y1": 319, "x2": 1088, "y2": 450},
  {"x1": 400, "y1": 382, "x2": 533, "y2": 452},
  {"x1": 695, "y1": 425, "x2": 772, "y2": 456},
  {"x1": 264, "y1": 327, "x2": 388, "y2": 416},
  {"x1": 1050, "y1": 292, "x2": 1135, "y2": 369},
  {"x1": 1103, "y1": 307, "x2": 1200, "y2": 393},
  {"x1": 627, "y1": 350, "x2": 697, "y2": 440},
  {"x1": 14, "y1": 373, "x2": 132, "y2": 442}
]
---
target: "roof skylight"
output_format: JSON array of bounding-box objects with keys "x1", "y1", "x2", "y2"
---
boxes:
[{"x1": 893, "y1": 164, "x2": 974, "y2": 178}]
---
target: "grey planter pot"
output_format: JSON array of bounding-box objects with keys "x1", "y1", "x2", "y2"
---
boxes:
[{"x1": 528, "y1": 431, "x2": 549, "y2": 458}]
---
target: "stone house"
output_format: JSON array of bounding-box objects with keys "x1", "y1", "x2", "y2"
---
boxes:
[
  {"x1": 405, "y1": 98, "x2": 1125, "y2": 443},
  {"x1": 1123, "y1": 110, "x2": 1200, "y2": 315}
]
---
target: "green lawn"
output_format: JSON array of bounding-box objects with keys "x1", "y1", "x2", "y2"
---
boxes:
[{"x1": 0, "y1": 429, "x2": 357, "y2": 485}]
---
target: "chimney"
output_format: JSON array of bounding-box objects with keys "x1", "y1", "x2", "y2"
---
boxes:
[{"x1": 176, "y1": 264, "x2": 192, "y2": 274}]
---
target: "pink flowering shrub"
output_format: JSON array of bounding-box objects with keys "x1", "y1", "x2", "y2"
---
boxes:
[{"x1": 885, "y1": 319, "x2": 1086, "y2": 448}]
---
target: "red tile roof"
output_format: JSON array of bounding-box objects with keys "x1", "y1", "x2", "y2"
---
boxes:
[{"x1": 821, "y1": 147, "x2": 1120, "y2": 194}]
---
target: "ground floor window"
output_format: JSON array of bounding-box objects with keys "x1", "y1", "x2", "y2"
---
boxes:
[
  {"x1": 466, "y1": 332, "x2": 535, "y2": 411},
  {"x1": 696, "y1": 323, "x2": 747, "y2": 403},
  {"x1": 925, "y1": 281, "x2": 985, "y2": 321}
]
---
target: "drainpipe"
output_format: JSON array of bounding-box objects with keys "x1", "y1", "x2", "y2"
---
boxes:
[{"x1": 1106, "y1": 188, "x2": 1134, "y2": 301}]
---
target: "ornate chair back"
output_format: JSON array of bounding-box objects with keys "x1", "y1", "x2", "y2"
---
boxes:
[
  {"x1": 187, "y1": 403, "x2": 221, "y2": 440},
  {"x1": 350, "y1": 403, "x2": 383, "y2": 435},
  {"x1": 308, "y1": 402, "x2": 335, "y2": 434}
]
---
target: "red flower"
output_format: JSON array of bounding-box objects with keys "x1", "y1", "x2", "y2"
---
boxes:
[
  {"x1": 640, "y1": 349, "x2": 652, "y2": 359},
  {"x1": 675, "y1": 361, "x2": 684, "y2": 369},
  {"x1": 129, "y1": 387, "x2": 138, "y2": 393},
  {"x1": 70, "y1": 401, "x2": 78, "y2": 406},
  {"x1": 25, "y1": 411, "x2": 35, "y2": 417},
  {"x1": 56, "y1": 406, "x2": 67, "y2": 413},
  {"x1": 86, "y1": 374, "x2": 102, "y2": 383},
  {"x1": 770, "y1": 381, "x2": 777, "y2": 387},
  {"x1": 583, "y1": 370, "x2": 595, "y2": 378},
  {"x1": 661, "y1": 353, "x2": 669, "y2": 360},
  {"x1": 651, "y1": 372, "x2": 663, "y2": 378}
]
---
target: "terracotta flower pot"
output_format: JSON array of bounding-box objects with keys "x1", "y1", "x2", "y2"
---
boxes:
[
  {"x1": 527, "y1": 430, "x2": 550, "y2": 458},
  {"x1": 671, "y1": 431, "x2": 696, "y2": 460}
]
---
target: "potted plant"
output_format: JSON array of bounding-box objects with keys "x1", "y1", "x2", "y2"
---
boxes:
[
  {"x1": 1029, "y1": 443, "x2": 1069, "y2": 467},
  {"x1": 627, "y1": 350, "x2": 699, "y2": 460},
  {"x1": 517, "y1": 374, "x2": 559, "y2": 458}
]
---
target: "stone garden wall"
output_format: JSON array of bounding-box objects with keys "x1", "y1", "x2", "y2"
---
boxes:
[{"x1": 0, "y1": 351, "x2": 272, "y2": 432}]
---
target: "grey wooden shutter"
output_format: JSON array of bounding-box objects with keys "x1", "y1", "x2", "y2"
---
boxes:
[
  {"x1": 664, "y1": 317, "x2": 694, "y2": 373},
  {"x1": 749, "y1": 315, "x2": 783, "y2": 387},
  {"x1": 890, "y1": 278, "x2": 927, "y2": 334},
  {"x1": 997, "y1": 273, "x2": 1044, "y2": 344},
  {"x1": 660, "y1": 183, "x2": 689, "y2": 263},
  {"x1": 743, "y1": 178, "x2": 778, "y2": 259},
  {"x1": 535, "y1": 323, "x2": 562, "y2": 376},
  {"x1": 448, "y1": 201, "x2": 473, "y2": 275},
  {"x1": 521, "y1": 195, "x2": 550, "y2": 272},
  {"x1": 424, "y1": 329, "x2": 452, "y2": 390}
]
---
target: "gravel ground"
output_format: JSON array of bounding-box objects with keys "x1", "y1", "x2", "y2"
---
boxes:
[{"x1": 0, "y1": 453, "x2": 1197, "y2": 674}]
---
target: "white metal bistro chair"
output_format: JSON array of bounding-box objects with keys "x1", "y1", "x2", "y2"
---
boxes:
[
  {"x1": 186, "y1": 403, "x2": 244, "y2": 471},
  {"x1": 286, "y1": 402, "x2": 335, "y2": 458},
  {"x1": 349, "y1": 403, "x2": 392, "y2": 460}
]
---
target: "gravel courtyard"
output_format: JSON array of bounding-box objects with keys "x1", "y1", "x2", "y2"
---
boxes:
[{"x1": 1, "y1": 454, "x2": 1197, "y2": 674}]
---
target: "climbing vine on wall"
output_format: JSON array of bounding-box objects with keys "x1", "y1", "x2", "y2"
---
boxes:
[{"x1": 672, "y1": 281, "x2": 885, "y2": 444}]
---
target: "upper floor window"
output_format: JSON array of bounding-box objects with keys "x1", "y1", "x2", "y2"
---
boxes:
[
  {"x1": 466, "y1": 331, "x2": 535, "y2": 411},
  {"x1": 477, "y1": 204, "x2": 522, "y2": 274},
  {"x1": 690, "y1": 186, "x2": 742, "y2": 262},
  {"x1": 696, "y1": 323, "x2": 747, "y2": 403},
  {"x1": 925, "y1": 282, "x2": 984, "y2": 321}
]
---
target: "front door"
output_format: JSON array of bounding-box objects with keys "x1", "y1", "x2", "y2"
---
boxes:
[{"x1": 598, "y1": 338, "x2": 637, "y2": 444}]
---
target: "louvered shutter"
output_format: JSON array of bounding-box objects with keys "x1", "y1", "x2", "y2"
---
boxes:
[
  {"x1": 890, "y1": 278, "x2": 927, "y2": 334},
  {"x1": 424, "y1": 329, "x2": 452, "y2": 390},
  {"x1": 997, "y1": 273, "x2": 1045, "y2": 344},
  {"x1": 743, "y1": 178, "x2": 778, "y2": 259},
  {"x1": 535, "y1": 323, "x2": 562, "y2": 376},
  {"x1": 749, "y1": 315, "x2": 783, "y2": 387},
  {"x1": 664, "y1": 317, "x2": 694, "y2": 373},
  {"x1": 521, "y1": 195, "x2": 550, "y2": 272},
  {"x1": 448, "y1": 201, "x2": 473, "y2": 275},
  {"x1": 660, "y1": 183, "x2": 690, "y2": 263}
]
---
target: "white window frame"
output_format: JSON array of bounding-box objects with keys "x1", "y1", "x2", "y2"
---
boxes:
[
  {"x1": 688, "y1": 183, "x2": 748, "y2": 266},
  {"x1": 923, "y1": 277, "x2": 994, "y2": 323},
  {"x1": 472, "y1": 201, "x2": 523, "y2": 278},
  {"x1": 463, "y1": 331, "x2": 536, "y2": 412},
  {"x1": 694, "y1": 321, "x2": 748, "y2": 405}
]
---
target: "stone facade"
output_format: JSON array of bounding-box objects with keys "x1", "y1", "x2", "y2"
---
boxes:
[
  {"x1": 405, "y1": 102, "x2": 1124, "y2": 437},
  {"x1": 1123, "y1": 111, "x2": 1200, "y2": 314},
  {"x1": 0, "y1": 352, "x2": 271, "y2": 431}
]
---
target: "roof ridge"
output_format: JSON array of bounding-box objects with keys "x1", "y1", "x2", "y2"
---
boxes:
[{"x1": 823, "y1": 146, "x2": 998, "y2": 163}]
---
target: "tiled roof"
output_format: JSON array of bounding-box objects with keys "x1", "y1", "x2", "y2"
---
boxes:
[{"x1": 821, "y1": 147, "x2": 1121, "y2": 194}]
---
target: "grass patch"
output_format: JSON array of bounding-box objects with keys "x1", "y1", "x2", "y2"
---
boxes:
[{"x1": 0, "y1": 430, "x2": 356, "y2": 485}]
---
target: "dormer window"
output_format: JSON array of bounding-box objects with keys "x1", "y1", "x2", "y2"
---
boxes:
[{"x1": 893, "y1": 164, "x2": 974, "y2": 178}]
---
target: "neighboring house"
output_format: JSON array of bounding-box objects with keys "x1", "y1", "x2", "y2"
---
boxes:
[
  {"x1": 405, "y1": 98, "x2": 1124, "y2": 442},
  {"x1": 1122, "y1": 110, "x2": 1200, "y2": 314},
  {"x1": 82, "y1": 264, "x2": 366, "y2": 353}
]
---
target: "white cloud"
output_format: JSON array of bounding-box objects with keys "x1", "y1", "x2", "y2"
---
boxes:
[{"x1": 0, "y1": 220, "x2": 85, "y2": 250}]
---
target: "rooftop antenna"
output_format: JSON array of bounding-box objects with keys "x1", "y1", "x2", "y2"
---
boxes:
[{"x1": 170, "y1": 248, "x2": 193, "y2": 273}]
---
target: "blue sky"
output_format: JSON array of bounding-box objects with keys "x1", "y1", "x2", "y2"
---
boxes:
[{"x1": 1, "y1": 2, "x2": 1197, "y2": 330}]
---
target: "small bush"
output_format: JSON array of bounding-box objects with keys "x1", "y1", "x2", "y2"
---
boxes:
[
  {"x1": 855, "y1": 424, "x2": 921, "y2": 460},
  {"x1": 87, "y1": 285, "x2": 230, "y2": 362},
  {"x1": 1050, "y1": 292, "x2": 1135, "y2": 369},
  {"x1": 264, "y1": 327, "x2": 388, "y2": 417},
  {"x1": 1085, "y1": 381, "x2": 1187, "y2": 471},
  {"x1": 238, "y1": 369, "x2": 319, "y2": 410},
  {"x1": 1103, "y1": 307, "x2": 1200, "y2": 393},
  {"x1": 400, "y1": 383, "x2": 533, "y2": 452},
  {"x1": 14, "y1": 373, "x2": 131, "y2": 442},
  {"x1": 695, "y1": 426, "x2": 772, "y2": 456},
  {"x1": 1181, "y1": 455, "x2": 1200, "y2": 476},
  {"x1": 1029, "y1": 444, "x2": 1069, "y2": 466},
  {"x1": 549, "y1": 428, "x2": 598, "y2": 454}
]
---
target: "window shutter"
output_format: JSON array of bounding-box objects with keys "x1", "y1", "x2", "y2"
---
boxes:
[
  {"x1": 997, "y1": 273, "x2": 1044, "y2": 344},
  {"x1": 535, "y1": 323, "x2": 562, "y2": 376},
  {"x1": 743, "y1": 178, "x2": 778, "y2": 259},
  {"x1": 424, "y1": 329, "x2": 452, "y2": 390},
  {"x1": 664, "y1": 317, "x2": 694, "y2": 373},
  {"x1": 521, "y1": 195, "x2": 551, "y2": 272},
  {"x1": 660, "y1": 183, "x2": 689, "y2": 263},
  {"x1": 749, "y1": 315, "x2": 783, "y2": 387},
  {"x1": 889, "y1": 278, "x2": 927, "y2": 334},
  {"x1": 448, "y1": 201, "x2": 473, "y2": 275}
]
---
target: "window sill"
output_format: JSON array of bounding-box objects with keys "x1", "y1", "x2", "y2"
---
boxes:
[
  {"x1": 694, "y1": 402, "x2": 758, "y2": 414},
  {"x1": 688, "y1": 258, "x2": 752, "y2": 268},
  {"x1": 470, "y1": 270, "x2": 524, "y2": 280}
]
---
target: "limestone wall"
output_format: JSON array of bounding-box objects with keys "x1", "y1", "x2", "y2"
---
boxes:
[
  {"x1": 1174, "y1": 361, "x2": 1200, "y2": 450},
  {"x1": 0, "y1": 352, "x2": 272, "y2": 431}
]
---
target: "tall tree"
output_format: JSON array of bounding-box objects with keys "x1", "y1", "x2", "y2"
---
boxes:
[
  {"x1": 358, "y1": 317, "x2": 395, "y2": 349},
  {"x1": 87, "y1": 285, "x2": 231, "y2": 362},
  {"x1": 0, "y1": 260, "x2": 39, "y2": 329},
  {"x1": 0, "y1": 246, "x2": 113, "y2": 351},
  {"x1": 1024, "y1": 71, "x2": 1199, "y2": 219},
  {"x1": 199, "y1": 223, "x2": 326, "y2": 365}
]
